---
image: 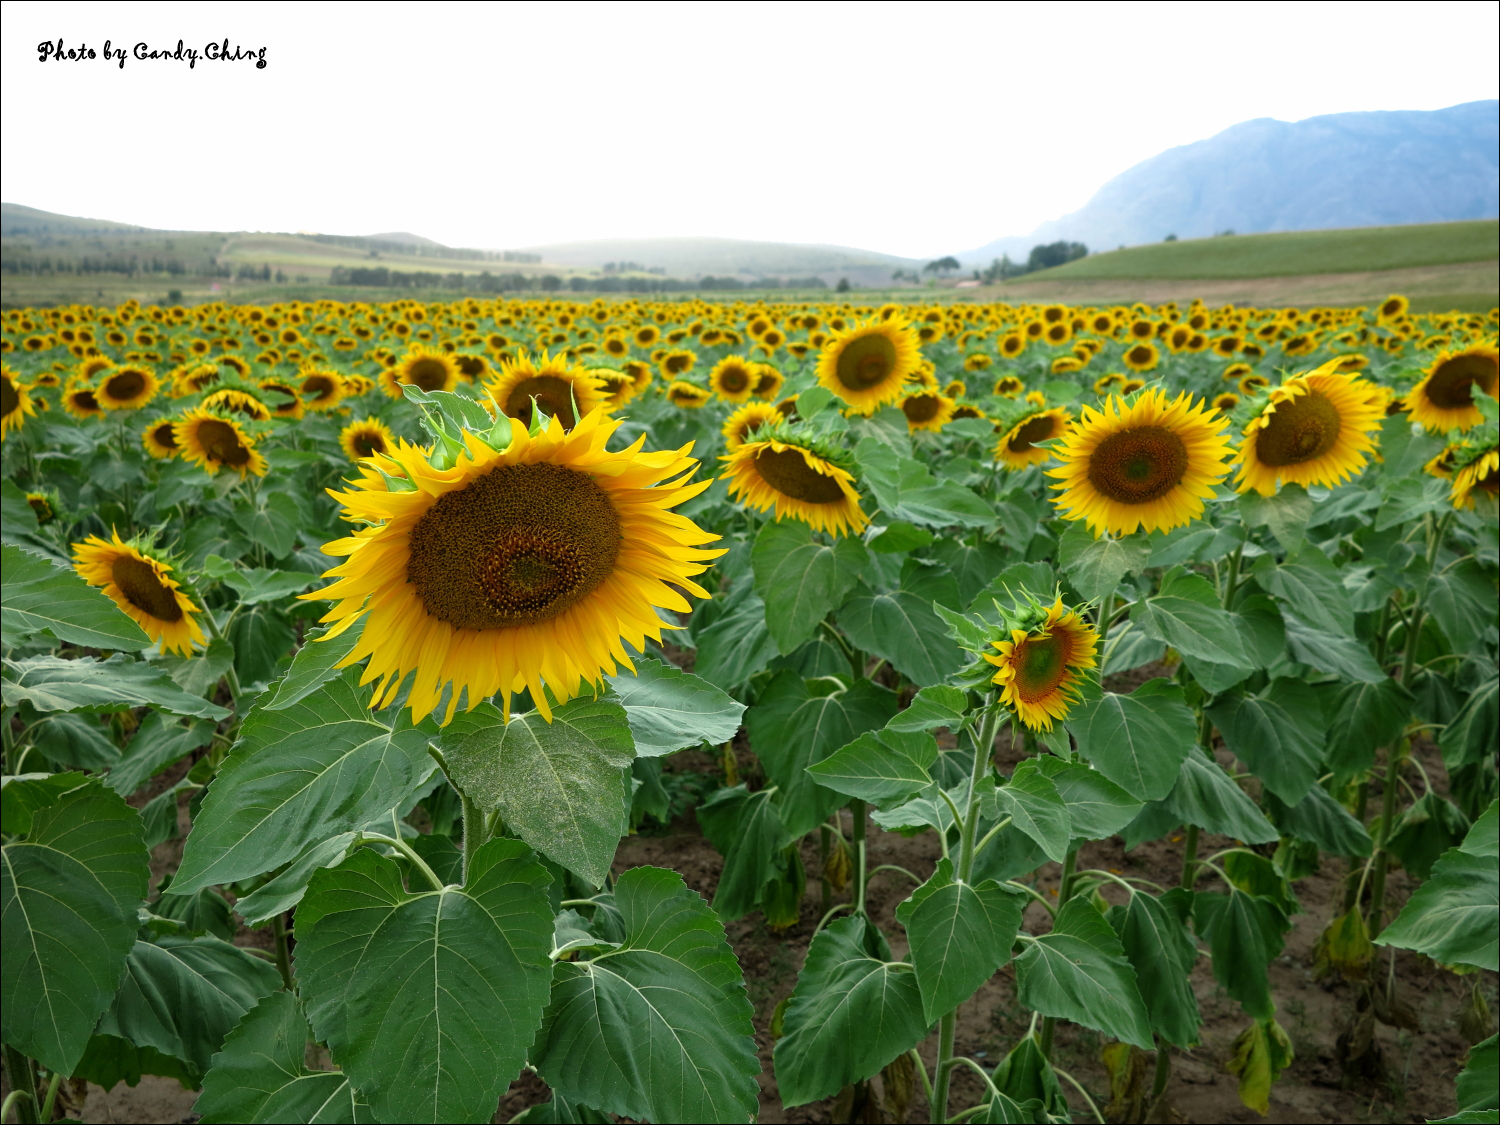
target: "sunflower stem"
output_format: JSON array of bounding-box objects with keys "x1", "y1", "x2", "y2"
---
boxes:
[
  {"x1": 851, "y1": 800, "x2": 868, "y2": 916},
  {"x1": 461, "y1": 791, "x2": 485, "y2": 887},
  {"x1": 202, "y1": 609, "x2": 241, "y2": 706},
  {"x1": 2, "y1": 1045, "x2": 38, "y2": 1125},
  {"x1": 271, "y1": 911, "x2": 295, "y2": 991}
]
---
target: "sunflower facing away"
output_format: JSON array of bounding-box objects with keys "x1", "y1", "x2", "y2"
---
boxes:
[
  {"x1": 383, "y1": 345, "x2": 460, "y2": 398},
  {"x1": 983, "y1": 596, "x2": 1098, "y2": 731},
  {"x1": 816, "y1": 316, "x2": 921, "y2": 415},
  {"x1": 1402, "y1": 344, "x2": 1500, "y2": 432},
  {"x1": 721, "y1": 436, "x2": 869, "y2": 537},
  {"x1": 175, "y1": 407, "x2": 268, "y2": 479},
  {"x1": 709, "y1": 356, "x2": 756, "y2": 403},
  {"x1": 305, "y1": 408, "x2": 722, "y2": 724},
  {"x1": 2, "y1": 366, "x2": 37, "y2": 438},
  {"x1": 63, "y1": 382, "x2": 105, "y2": 419},
  {"x1": 722, "y1": 402, "x2": 782, "y2": 451},
  {"x1": 1232, "y1": 360, "x2": 1385, "y2": 495},
  {"x1": 73, "y1": 531, "x2": 206, "y2": 656},
  {"x1": 340, "y1": 418, "x2": 396, "y2": 461},
  {"x1": 1049, "y1": 388, "x2": 1232, "y2": 536},
  {"x1": 995, "y1": 407, "x2": 1070, "y2": 470},
  {"x1": 751, "y1": 364, "x2": 785, "y2": 400},
  {"x1": 201, "y1": 387, "x2": 272, "y2": 422},
  {"x1": 486, "y1": 351, "x2": 607, "y2": 430}
]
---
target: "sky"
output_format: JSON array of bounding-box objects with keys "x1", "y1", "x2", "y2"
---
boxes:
[{"x1": 2, "y1": 1, "x2": 1497, "y2": 260}]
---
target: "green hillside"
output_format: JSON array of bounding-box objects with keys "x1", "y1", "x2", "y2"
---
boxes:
[{"x1": 1035, "y1": 220, "x2": 1498, "y2": 281}]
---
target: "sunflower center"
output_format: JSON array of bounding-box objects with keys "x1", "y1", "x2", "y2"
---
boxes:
[
  {"x1": 754, "y1": 447, "x2": 847, "y2": 504},
  {"x1": 1087, "y1": 425, "x2": 1189, "y2": 503},
  {"x1": 2, "y1": 377, "x2": 18, "y2": 415},
  {"x1": 718, "y1": 364, "x2": 750, "y2": 393},
  {"x1": 152, "y1": 423, "x2": 178, "y2": 448},
  {"x1": 1012, "y1": 632, "x2": 1068, "y2": 702},
  {"x1": 303, "y1": 374, "x2": 336, "y2": 402},
  {"x1": 405, "y1": 358, "x2": 451, "y2": 391},
  {"x1": 74, "y1": 390, "x2": 101, "y2": 411},
  {"x1": 835, "y1": 334, "x2": 898, "y2": 391},
  {"x1": 1428, "y1": 354, "x2": 1498, "y2": 408},
  {"x1": 1008, "y1": 415, "x2": 1056, "y2": 452},
  {"x1": 503, "y1": 375, "x2": 578, "y2": 428},
  {"x1": 197, "y1": 419, "x2": 252, "y2": 467},
  {"x1": 1256, "y1": 390, "x2": 1341, "y2": 466},
  {"x1": 406, "y1": 462, "x2": 621, "y2": 629},
  {"x1": 354, "y1": 431, "x2": 386, "y2": 457},
  {"x1": 456, "y1": 356, "x2": 485, "y2": 378},
  {"x1": 903, "y1": 394, "x2": 942, "y2": 423},
  {"x1": 111, "y1": 555, "x2": 184, "y2": 622}
]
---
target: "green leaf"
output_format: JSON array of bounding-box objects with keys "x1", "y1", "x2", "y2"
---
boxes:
[
  {"x1": 1455, "y1": 1035, "x2": 1499, "y2": 1114},
  {"x1": 696, "y1": 786, "x2": 787, "y2": 920},
  {"x1": 989, "y1": 1034, "x2": 1069, "y2": 1120},
  {"x1": 992, "y1": 760, "x2": 1070, "y2": 863},
  {"x1": 1060, "y1": 528, "x2": 1152, "y2": 601},
  {"x1": 1462, "y1": 800, "x2": 1498, "y2": 859},
  {"x1": 263, "y1": 623, "x2": 362, "y2": 711},
  {"x1": 605, "y1": 656, "x2": 745, "y2": 757},
  {"x1": 869, "y1": 521, "x2": 934, "y2": 554},
  {"x1": 153, "y1": 882, "x2": 235, "y2": 941},
  {"x1": 1375, "y1": 848, "x2": 1498, "y2": 971},
  {"x1": 1323, "y1": 679, "x2": 1414, "y2": 779},
  {"x1": 1, "y1": 545, "x2": 152, "y2": 650},
  {"x1": 298, "y1": 839, "x2": 554, "y2": 1123},
  {"x1": 1206, "y1": 680, "x2": 1325, "y2": 804},
  {"x1": 1424, "y1": 557, "x2": 1497, "y2": 653},
  {"x1": 1102, "y1": 621, "x2": 1167, "y2": 676},
  {"x1": 1131, "y1": 569, "x2": 1254, "y2": 671},
  {"x1": 172, "y1": 667, "x2": 436, "y2": 894},
  {"x1": 888, "y1": 685, "x2": 969, "y2": 732},
  {"x1": 1281, "y1": 613, "x2": 1385, "y2": 682},
  {"x1": 106, "y1": 713, "x2": 215, "y2": 795},
  {"x1": 1165, "y1": 754, "x2": 1279, "y2": 844},
  {"x1": 1107, "y1": 888, "x2": 1201, "y2": 1048},
  {"x1": 896, "y1": 858, "x2": 1026, "y2": 1022},
  {"x1": 1, "y1": 775, "x2": 149, "y2": 1074},
  {"x1": 1034, "y1": 756, "x2": 1144, "y2": 842},
  {"x1": 1240, "y1": 484, "x2": 1314, "y2": 549},
  {"x1": 231, "y1": 832, "x2": 358, "y2": 927},
  {"x1": 234, "y1": 493, "x2": 300, "y2": 559},
  {"x1": 196, "y1": 991, "x2": 370, "y2": 1124},
  {"x1": 807, "y1": 726, "x2": 938, "y2": 805},
  {"x1": 1442, "y1": 678, "x2": 1499, "y2": 772},
  {"x1": 97, "y1": 935, "x2": 281, "y2": 1081},
  {"x1": 692, "y1": 588, "x2": 779, "y2": 690},
  {"x1": 1252, "y1": 549, "x2": 1354, "y2": 636},
  {"x1": 773, "y1": 914, "x2": 928, "y2": 1107},
  {"x1": 931, "y1": 539, "x2": 1006, "y2": 604},
  {"x1": 1014, "y1": 897, "x2": 1153, "y2": 1048},
  {"x1": 164, "y1": 636, "x2": 236, "y2": 701},
  {"x1": 1386, "y1": 793, "x2": 1471, "y2": 879},
  {"x1": 221, "y1": 567, "x2": 318, "y2": 606},
  {"x1": 1193, "y1": 890, "x2": 1289, "y2": 1019},
  {"x1": 441, "y1": 696, "x2": 635, "y2": 888},
  {"x1": 752, "y1": 521, "x2": 870, "y2": 653},
  {"x1": 28, "y1": 712, "x2": 121, "y2": 772},
  {"x1": 71, "y1": 1033, "x2": 196, "y2": 1093},
  {"x1": 1066, "y1": 680, "x2": 1198, "y2": 802},
  {"x1": 745, "y1": 672, "x2": 897, "y2": 837},
  {"x1": 838, "y1": 588, "x2": 965, "y2": 686},
  {"x1": 3, "y1": 654, "x2": 231, "y2": 720},
  {"x1": 1266, "y1": 785, "x2": 1373, "y2": 858},
  {"x1": 532, "y1": 866, "x2": 760, "y2": 1123}
]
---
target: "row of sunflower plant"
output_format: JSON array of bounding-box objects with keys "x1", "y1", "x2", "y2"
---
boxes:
[{"x1": 1, "y1": 291, "x2": 1496, "y2": 1124}]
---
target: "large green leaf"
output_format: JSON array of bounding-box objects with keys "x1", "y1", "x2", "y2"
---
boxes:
[
  {"x1": 1424, "y1": 557, "x2": 1497, "y2": 653},
  {"x1": 3, "y1": 654, "x2": 231, "y2": 720},
  {"x1": 197, "y1": 991, "x2": 370, "y2": 1124},
  {"x1": 692, "y1": 588, "x2": 779, "y2": 690},
  {"x1": 97, "y1": 935, "x2": 282, "y2": 1081},
  {"x1": 1130, "y1": 570, "x2": 1254, "y2": 671},
  {"x1": 887, "y1": 684, "x2": 969, "y2": 732},
  {"x1": 1252, "y1": 549, "x2": 1354, "y2": 636},
  {"x1": 0, "y1": 544, "x2": 151, "y2": 650},
  {"x1": 773, "y1": 914, "x2": 928, "y2": 1107},
  {"x1": 1165, "y1": 754, "x2": 1278, "y2": 845},
  {"x1": 752, "y1": 520, "x2": 870, "y2": 654},
  {"x1": 896, "y1": 858, "x2": 1026, "y2": 1022},
  {"x1": 1441, "y1": 677, "x2": 1499, "y2": 772},
  {"x1": 1066, "y1": 679, "x2": 1197, "y2": 802},
  {"x1": 1033, "y1": 756, "x2": 1143, "y2": 842},
  {"x1": 1, "y1": 774, "x2": 149, "y2": 1074},
  {"x1": 532, "y1": 866, "x2": 760, "y2": 1123},
  {"x1": 1240, "y1": 483, "x2": 1314, "y2": 548},
  {"x1": 1206, "y1": 680, "x2": 1325, "y2": 805},
  {"x1": 806, "y1": 726, "x2": 938, "y2": 805},
  {"x1": 106, "y1": 712, "x2": 215, "y2": 796},
  {"x1": 215, "y1": 564, "x2": 318, "y2": 606},
  {"x1": 171, "y1": 668, "x2": 436, "y2": 894},
  {"x1": 298, "y1": 840, "x2": 554, "y2": 1124},
  {"x1": 262, "y1": 623, "x2": 363, "y2": 712},
  {"x1": 1385, "y1": 793, "x2": 1471, "y2": 879},
  {"x1": 28, "y1": 712, "x2": 121, "y2": 772},
  {"x1": 1463, "y1": 800, "x2": 1498, "y2": 859},
  {"x1": 1455, "y1": 1035, "x2": 1499, "y2": 1115},
  {"x1": 991, "y1": 760, "x2": 1070, "y2": 862},
  {"x1": 234, "y1": 493, "x2": 300, "y2": 559},
  {"x1": 838, "y1": 587, "x2": 965, "y2": 687},
  {"x1": 1375, "y1": 848, "x2": 1498, "y2": 971},
  {"x1": 231, "y1": 832, "x2": 359, "y2": 926},
  {"x1": 1193, "y1": 889, "x2": 1289, "y2": 1019},
  {"x1": 71, "y1": 1033, "x2": 195, "y2": 1093},
  {"x1": 1059, "y1": 527, "x2": 1152, "y2": 601},
  {"x1": 1014, "y1": 897, "x2": 1153, "y2": 1048},
  {"x1": 696, "y1": 786, "x2": 787, "y2": 921},
  {"x1": 1322, "y1": 678, "x2": 1414, "y2": 778},
  {"x1": 745, "y1": 671, "x2": 897, "y2": 838},
  {"x1": 1107, "y1": 888, "x2": 1201, "y2": 1048},
  {"x1": 605, "y1": 656, "x2": 744, "y2": 757},
  {"x1": 1281, "y1": 613, "x2": 1385, "y2": 683},
  {"x1": 1266, "y1": 785, "x2": 1372, "y2": 858},
  {"x1": 440, "y1": 696, "x2": 634, "y2": 887}
]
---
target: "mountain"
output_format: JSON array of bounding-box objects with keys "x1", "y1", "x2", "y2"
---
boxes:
[
  {"x1": 958, "y1": 100, "x2": 1500, "y2": 264},
  {"x1": 1, "y1": 202, "x2": 157, "y2": 236},
  {"x1": 366, "y1": 231, "x2": 447, "y2": 248}
]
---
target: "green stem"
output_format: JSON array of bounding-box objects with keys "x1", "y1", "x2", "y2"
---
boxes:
[
  {"x1": 360, "y1": 832, "x2": 446, "y2": 892},
  {"x1": 1366, "y1": 738, "x2": 1408, "y2": 938},
  {"x1": 1150, "y1": 1036, "x2": 1172, "y2": 1100},
  {"x1": 1221, "y1": 544, "x2": 1244, "y2": 610},
  {"x1": 1178, "y1": 825, "x2": 1201, "y2": 891},
  {"x1": 1343, "y1": 781, "x2": 1371, "y2": 912},
  {"x1": 202, "y1": 609, "x2": 242, "y2": 704},
  {"x1": 2, "y1": 1045, "x2": 38, "y2": 1125},
  {"x1": 932, "y1": 1012, "x2": 957, "y2": 1125},
  {"x1": 461, "y1": 791, "x2": 485, "y2": 887},
  {"x1": 908, "y1": 1048, "x2": 934, "y2": 1110},
  {"x1": 271, "y1": 912, "x2": 295, "y2": 991},
  {"x1": 38, "y1": 1071, "x2": 61, "y2": 1124},
  {"x1": 851, "y1": 799, "x2": 868, "y2": 916}
]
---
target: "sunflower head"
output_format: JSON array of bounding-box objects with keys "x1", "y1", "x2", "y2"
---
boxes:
[
  {"x1": 72, "y1": 530, "x2": 206, "y2": 656},
  {"x1": 900, "y1": 391, "x2": 956, "y2": 433},
  {"x1": 384, "y1": 345, "x2": 460, "y2": 399},
  {"x1": 201, "y1": 386, "x2": 272, "y2": 421},
  {"x1": 996, "y1": 407, "x2": 1070, "y2": 470},
  {"x1": 63, "y1": 381, "x2": 105, "y2": 419},
  {"x1": 1122, "y1": 342, "x2": 1159, "y2": 372},
  {"x1": 98, "y1": 364, "x2": 160, "y2": 410},
  {"x1": 1451, "y1": 447, "x2": 1499, "y2": 512},
  {"x1": 709, "y1": 356, "x2": 756, "y2": 403},
  {"x1": 720, "y1": 433, "x2": 868, "y2": 537},
  {"x1": 340, "y1": 418, "x2": 396, "y2": 462},
  {"x1": 816, "y1": 316, "x2": 921, "y2": 416},
  {"x1": 590, "y1": 368, "x2": 638, "y2": 409},
  {"x1": 142, "y1": 418, "x2": 180, "y2": 459},
  {"x1": 993, "y1": 374, "x2": 1024, "y2": 398},
  {"x1": 175, "y1": 406, "x2": 268, "y2": 479},
  {"x1": 485, "y1": 350, "x2": 608, "y2": 430},
  {"x1": 25, "y1": 492, "x2": 56, "y2": 525},
  {"x1": 2, "y1": 366, "x2": 38, "y2": 439},
  {"x1": 722, "y1": 402, "x2": 782, "y2": 451},
  {"x1": 982, "y1": 595, "x2": 1099, "y2": 731},
  {"x1": 1402, "y1": 343, "x2": 1500, "y2": 432}
]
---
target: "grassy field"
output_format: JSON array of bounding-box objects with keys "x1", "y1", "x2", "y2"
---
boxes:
[{"x1": 1034, "y1": 219, "x2": 1498, "y2": 280}]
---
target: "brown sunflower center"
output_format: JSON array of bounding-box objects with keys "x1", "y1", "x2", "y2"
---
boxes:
[
  {"x1": 754, "y1": 447, "x2": 847, "y2": 504},
  {"x1": 111, "y1": 555, "x2": 184, "y2": 622},
  {"x1": 1427, "y1": 354, "x2": 1498, "y2": 408},
  {"x1": 503, "y1": 375, "x2": 581, "y2": 429},
  {"x1": 665, "y1": 354, "x2": 691, "y2": 375},
  {"x1": 835, "y1": 334, "x2": 898, "y2": 391},
  {"x1": 73, "y1": 390, "x2": 101, "y2": 412},
  {"x1": 197, "y1": 419, "x2": 252, "y2": 467},
  {"x1": 152, "y1": 422, "x2": 178, "y2": 449},
  {"x1": 456, "y1": 356, "x2": 486, "y2": 378},
  {"x1": 1012, "y1": 632, "x2": 1069, "y2": 702},
  {"x1": 406, "y1": 463, "x2": 621, "y2": 629},
  {"x1": 1009, "y1": 415, "x2": 1056, "y2": 452},
  {"x1": 753, "y1": 371, "x2": 780, "y2": 396},
  {"x1": 1087, "y1": 425, "x2": 1189, "y2": 504},
  {"x1": 1255, "y1": 390, "x2": 1341, "y2": 466},
  {"x1": 353, "y1": 430, "x2": 386, "y2": 457},
  {"x1": 717, "y1": 364, "x2": 751, "y2": 393},
  {"x1": 302, "y1": 374, "x2": 337, "y2": 402},
  {"x1": 2, "y1": 376, "x2": 18, "y2": 415},
  {"x1": 903, "y1": 394, "x2": 942, "y2": 423},
  {"x1": 1127, "y1": 345, "x2": 1153, "y2": 364},
  {"x1": 404, "y1": 358, "x2": 452, "y2": 392}
]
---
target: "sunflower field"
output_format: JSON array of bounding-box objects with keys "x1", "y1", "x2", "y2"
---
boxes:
[{"x1": 1, "y1": 292, "x2": 1497, "y2": 1125}]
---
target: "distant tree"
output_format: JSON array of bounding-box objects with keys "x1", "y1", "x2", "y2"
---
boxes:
[
  {"x1": 1025, "y1": 241, "x2": 1088, "y2": 272},
  {"x1": 1164, "y1": 233, "x2": 1178, "y2": 242},
  {"x1": 836, "y1": 277, "x2": 851, "y2": 292},
  {"x1": 1215, "y1": 229, "x2": 1236, "y2": 237},
  {"x1": 539, "y1": 275, "x2": 562, "y2": 291},
  {"x1": 923, "y1": 256, "x2": 961, "y2": 276},
  {"x1": 167, "y1": 289, "x2": 182, "y2": 305}
]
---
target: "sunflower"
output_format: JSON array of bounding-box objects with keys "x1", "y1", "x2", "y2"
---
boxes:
[
  {"x1": 660, "y1": 349, "x2": 696, "y2": 379},
  {"x1": 171, "y1": 362, "x2": 221, "y2": 397},
  {"x1": 592, "y1": 369, "x2": 638, "y2": 410},
  {"x1": 900, "y1": 391, "x2": 955, "y2": 433},
  {"x1": 993, "y1": 374, "x2": 1024, "y2": 398},
  {"x1": 709, "y1": 356, "x2": 756, "y2": 403},
  {"x1": 721, "y1": 437, "x2": 868, "y2": 537},
  {"x1": 486, "y1": 350, "x2": 609, "y2": 430},
  {"x1": 142, "y1": 418, "x2": 180, "y2": 459},
  {"x1": 1403, "y1": 344, "x2": 1500, "y2": 432},
  {"x1": 816, "y1": 316, "x2": 921, "y2": 416},
  {"x1": 751, "y1": 364, "x2": 785, "y2": 400},
  {"x1": 200, "y1": 387, "x2": 272, "y2": 422},
  {"x1": 1238, "y1": 373, "x2": 1269, "y2": 395},
  {"x1": 2, "y1": 367, "x2": 37, "y2": 438},
  {"x1": 632, "y1": 324, "x2": 660, "y2": 349},
  {"x1": 999, "y1": 332, "x2": 1027, "y2": 358},
  {"x1": 1451, "y1": 447, "x2": 1499, "y2": 510},
  {"x1": 339, "y1": 418, "x2": 396, "y2": 461},
  {"x1": 943, "y1": 380, "x2": 966, "y2": 398},
  {"x1": 25, "y1": 492, "x2": 55, "y2": 524},
  {"x1": 964, "y1": 353, "x2": 993, "y2": 373},
  {"x1": 722, "y1": 402, "x2": 782, "y2": 451},
  {"x1": 299, "y1": 367, "x2": 347, "y2": 411},
  {"x1": 1213, "y1": 392, "x2": 1241, "y2": 413},
  {"x1": 1052, "y1": 356, "x2": 1083, "y2": 375},
  {"x1": 1122, "y1": 341, "x2": 1160, "y2": 372},
  {"x1": 996, "y1": 407, "x2": 1070, "y2": 470},
  {"x1": 1121, "y1": 378, "x2": 1146, "y2": 394},
  {"x1": 1223, "y1": 361, "x2": 1253, "y2": 383},
  {"x1": 305, "y1": 409, "x2": 721, "y2": 724},
  {"x1": 72, "y1": 531, "x2": 206, "y2": 657},
  {"x1": 1093, "y1": 373, "x2": 1125, "y2": 395},
  {"x1": 219, "y1": 354, "x2": 254, "y2": 379},
  {"x1": 952, "y1": 404, "x2": 987, "y2": 421},
  {"x1": 1424, "y1": 445, "x2": 1459, "y2": 479},
  {"x1": 259, "y1": 378, "x2": 305, "y2": 420},
  {"x1": 175, "y1": 407, "x2": 268, "y2": 479},
  {"x1": 1376, "y1": 295, "x2": 1409, "y2": 324},
  {"x1": 1049, "y1": 388, "x2": 1232, "y2": 535},
  {"x1": 983, "y1": 597, "x2": 1098, "y2": 731},
  {"x1": 667, "y1": 380, "x2": 712, "y2": 409},
  {"x1": 77, "y1": 356, "x2": 115, "y2": 381},
  {"x1": 1025, "y1": 390, "x2": 1047, "y2": 407},
  {"x1": 383, "y1": 346, "x2": 460, "y2": 399},
  {"x1": 63, "y1": 383, "x2": 105, "y2": 419}
]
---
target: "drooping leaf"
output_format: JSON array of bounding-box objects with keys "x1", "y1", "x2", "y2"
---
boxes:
[
  {"x1": 1252, "y1": 549, "x2": 1354, "y2": 636},
  {"x1": 692, "y1": 587, "x2": 779, "y2": 691},
  {"x1": 1441, "y1": 677, "x2": 1499, "y2": 772},
  {"x1": 3, "y1": 654, "x2": 231, "y2": 720},
  {"x1": 605, "y1": 656, "x2": 745, "y2": 757},
  {"x1": 1322, "y1": 678, "x2": 1414, "y2": 779},
  {"x1": 1193, "y1": 890, "x2": 1290, "y2": 1019},
  {"x1": 992, "y1": 760, "x2": 1070, "y2": 863},
  {"x1": 1066, "y1": 679, "x2": 1198, "y2": 802},
  {"x1": 70, "y1": 1033, "x2": 196, "y2": 1094},
  {"x1": 1130, "y1": 569, "x2": 1254, "y2": 672},
  {"x1": 1060, "y1": 529, "x2": 1152, "y2": 602},
  {"x1": 1106, "y1": 888, "x2": 1201, "y2": 1048},
  {"x1": 806, "y1": 726, "x2": 938, "y2": 805},
  {"x1": 1240, "y1": 483, "x2": 1314, "y2": 549},
  {"x1": 695, "y1": 786, "x2": 788, "y2": 921},
  {"x1": 838, "y1": 587, "x2": 965, "y2": 687},
  {"x1": 752, "y1": 520, "x2": 870, "y2": 654},
  {"x1": 1385, "y1": 793, "x2": 1471, "y2": 880},
  {"x1": 1424, "y1": 557, "x2": 1498, "y2": 653},
  {"x1": 1165, "y1": 753, "x2": 1279, "y2": 844},
  {"x1": 231, "y1": 833, "x2": 358, "y2": 926},
  {"x1": 1281, "y1": 612, "x2": 1385, "y2": 683},
  {"x1": 1225, "y1": 1017, "x2": 1295, "y2": 1115},
  {"x1": 1375, "y1": 848, "x2": 1498, "y2": 971},
  {"x1": 1266, "y1": 785, "x2": 1373, "y2": 858},
  {"x1": 1454, "y1": 1035, "x2": 1499, "y2": 1115},
  {"x1": 27, "y1": 712, "x2": 121, "y2": 772},
  {"x1": 1033, "y1": 755, "x2": 1143, "y2": 842},
  {"x1": 1206, "y1": 679, "x2": 1325, "y2": 805},
  {"x1": 0, "y1": 544, "x2": 151, "y2": 650},
  {"x1": 153, "y1": 882, "x2": 236, "y2": 941},
  {"x1": 106, "y1": 712, "x2": 215, "y2": 796},
  {"x1": 1462, "y1": 799, "x2": 1498, "y2": 859},
  {"x1": 219, "y1": 566, "x2": 319, "y2": 606}
]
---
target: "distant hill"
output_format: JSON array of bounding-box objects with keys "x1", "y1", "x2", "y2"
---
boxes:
[
  {"x1": 514, "y1": 236, "x2": 921, "y2": 281},
  {"x1": 959, "y1": 100, "x2": 1500, "y2": 264},
  {"x1": 1, "y1": 202, "x2": 158, "y2": 236},
  {"x1": 366, "y1": 231, "x2": 447, "y2": 248}
]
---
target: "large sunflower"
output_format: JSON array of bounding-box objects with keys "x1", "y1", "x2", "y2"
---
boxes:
[
  {"x1": 486, "y1": 351, "x2": 608, "y2": 430},
  {"x1": 720, "y1": 437, "x2": 868, "y2": 537},
  {"x1": 1403, "y1": 344, "x2": 1500, "y2": 432},
  {"x1": 709, "y1": 356, "x2": 756, "y2": 403},
  {"x1": 304, "y1": 409, "x2": 721, "y2": 724},
  {"x1": 340, "y1": 418, "x2": 396, "y2": 461},
  {"x1": 1232, "y1": 360, "x2": 1384, "y2": 496},
  {"x1": 722, "y1": 402, "x2": 781, "y2": 451},
  {"x1": 383, "y1": 346, "x2": 460, "y2": 399},
  {"x1": 815, "y1": 316, "x2": 921, "y2": 416},
  {"x1": 2, "y1": 366, "x2": 37, "y2": 439},
  {"x1": 176, "y1": 407, "x2": 268, "y2": 479},
  {"x1": 900, "y1": 391, "x2": 955, "y2": 433},
  {"x1": 98, "y1": 364, "x2": 160, "y2": 410},
  {"x1": 996, "y1": 407, "x2": 1070, "y2": 470},
  {"x1": 983, "y1": 597, "x2": 1098, "y2": 731},
  {"x1": 1451, "y1": 448, "x2": 1499, "y2": 510},
  {"x1": 1049, "y1": 388, "x2": 1232, "y2": 535},
  {"x1": 72, "y1": 531, "x2": 206, "y2": 656}
]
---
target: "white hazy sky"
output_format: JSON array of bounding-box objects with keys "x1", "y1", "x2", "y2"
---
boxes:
[{"x1": 2, "y1": 1, "x2": 1497, "y2": 259}]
